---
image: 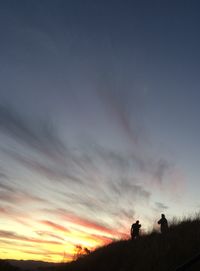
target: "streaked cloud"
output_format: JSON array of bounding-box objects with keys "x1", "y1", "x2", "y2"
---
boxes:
[
  {"x1": 155, "y1": 202, "x2": 169, "y2": 210},
  {"x1": 40, "y1": 220, "x2": 70, "y2": 233},
  {"x1": 0, "y1": 180, "x2": 47, "y2": 205},
  {"x1": 35, "y1": 231, "x2": 65, "y2": 241},
  {"x1": 0, "y1": 83, "x2": 180, "y2": 263},
  {"x1": 0, "y1": 104, "x2": 66, "y2": 161},
  {"x1": 0, "y1": 230, "x2": 63, "y2": 245}
]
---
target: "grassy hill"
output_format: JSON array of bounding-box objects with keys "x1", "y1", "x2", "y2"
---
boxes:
[{"x1": 43, "y1": 217, "x2": 200, "y2": 271}]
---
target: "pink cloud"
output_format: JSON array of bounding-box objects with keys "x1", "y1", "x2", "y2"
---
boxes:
[{"x1": 40, "y1": 220, "x2": 70, "y2": 233}]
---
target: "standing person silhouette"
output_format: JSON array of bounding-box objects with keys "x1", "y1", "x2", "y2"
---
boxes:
[
  {"x1": 157, "y1": 214, "x2": 168, "y2": 234},
  {"x1": 131, "y1": 220, "x2": 141, "y2": 240}
]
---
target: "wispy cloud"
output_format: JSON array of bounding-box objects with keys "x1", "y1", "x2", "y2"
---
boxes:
[
  {"x1": 0, "y1": 99, "x2": 180, "y2": 262},
  {"x1": 0, "y1": 230, "x2": 63, "y2": 245},
  {"x1": 62, "y1": 213, "x2": 117, "y2": 236},
  {"x1": 96, "y1": 79, "x2": 144, "y2": 145},
  {"x1": 0, "y1": 104, "x2": 66, "y2": 161},
  {"x1": 152, "y1": 159, "x2": 172, "y2": 184},
  {"x1": 44, "y1": 208, "x2": 128, "y2": 238},
  {"x1": 1, "y1": 112, "x2": 153, "y2": 228},
  {"x1": 0, "y1": 180, "x2": 47, "y2": 206},
  {"x1": 35, "y1": 231, "x2": 65, "y2": 241},
  {"x1": 155, "y1": 202, "x2": 169, "y2": 210},
  {"x1": 0, "y1": 205, "x2": 31, "y2": 227},
  {"x1": 5, "y1": 149, "x2": 82, "y2": 183},
  {"x1": 20, "y1": 249, "x2": 67, "y2": 257},
  {"x1": 40, "y1": 220, "x2": 70, "y2": 233}
]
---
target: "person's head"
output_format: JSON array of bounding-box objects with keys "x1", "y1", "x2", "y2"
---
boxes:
[
  {"x1": 136, "y1": 220, "x2": 139, "y2": 224},
  {"x1": 161, "y1": 214, "x2": 165, "y2": 218}
]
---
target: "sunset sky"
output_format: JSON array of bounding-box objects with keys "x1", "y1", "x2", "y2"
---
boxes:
[{"x1": 1, "y1": 0, "x2": 200, "y2": 262}]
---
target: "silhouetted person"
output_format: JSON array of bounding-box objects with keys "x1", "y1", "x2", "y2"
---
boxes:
[
  {"x1": 158, "y1": 214, "x2": 168, "y2": 234},
  {"x1": 131, "y1": 220, "x2": 141, "y2": 239}
]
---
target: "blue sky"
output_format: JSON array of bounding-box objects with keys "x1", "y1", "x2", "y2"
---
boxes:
[{"x1": 0, "y1": 0, "x2": 200, "y2": 261}]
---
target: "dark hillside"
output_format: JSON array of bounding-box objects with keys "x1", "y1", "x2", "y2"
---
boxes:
[
  {"x1": 0, "y1": 260, "x2": 21, "y2": 271},
  {"x1": 44, "y1": 217, "x2": 200, "y2": 271}
]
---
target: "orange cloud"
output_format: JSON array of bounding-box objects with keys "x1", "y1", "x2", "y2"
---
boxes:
[
  {"x1": 0, "y1": 230, "x2": 63, "y2": 245},
  {"x1": 89, "y1": 233, "x2": 114, "y2": 245},
  {"x1": 43, "y1": 208, "x2": 127, "y2": 239},
  {"x1": 62, "y1": 213, "x2": 115, "y2": 235},
  {"x1": 40, "y1": 220, "x2": 70, "y2": 233}
]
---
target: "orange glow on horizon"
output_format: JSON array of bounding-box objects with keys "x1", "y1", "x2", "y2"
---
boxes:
[{"x1": 0, "y1": 216, "x2": 129, "y2": 262}]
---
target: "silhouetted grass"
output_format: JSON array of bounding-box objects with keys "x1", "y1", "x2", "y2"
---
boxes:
[{"x1": 39, "y1": 216, "x2": 200, "y2": 271}]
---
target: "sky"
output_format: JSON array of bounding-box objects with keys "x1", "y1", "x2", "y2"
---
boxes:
[{"x1": 1, "y1": 0, "x2": 200, "y2": 263}]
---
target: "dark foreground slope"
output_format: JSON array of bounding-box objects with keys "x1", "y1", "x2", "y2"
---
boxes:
[
  {"x1": 0, "y1": 260, "x2": 20, "y2": 271},
  {"x1": 44, "y1": 218, "x2": 200, "y2": 271}
]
